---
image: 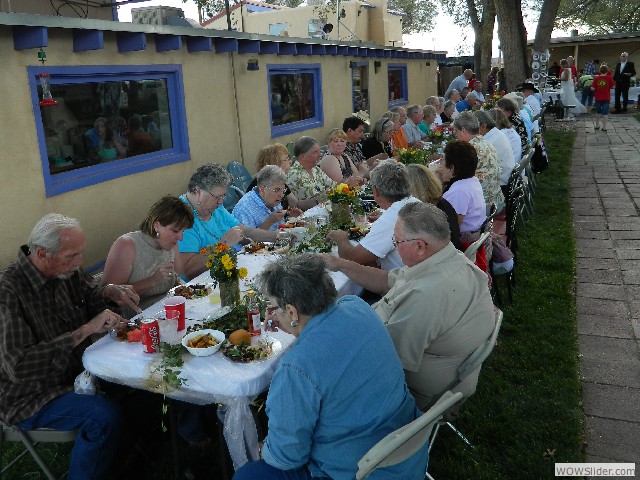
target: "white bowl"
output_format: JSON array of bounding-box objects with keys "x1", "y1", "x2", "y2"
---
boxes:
[{"x1": 182, "y1": 329, "x2": 225, "y2": 356}]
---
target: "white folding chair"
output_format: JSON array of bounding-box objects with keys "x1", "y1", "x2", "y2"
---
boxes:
[
  {"x1": 428, "y1": 309, "x2": 503, "y2": 453},
  {"x1": 464, "y1": 231, "x2": 491, "y2": 262},
  {"x1": 355, "y1": 391, "x2": 464, "y2": 480},
  {"x1": 0, "y1": 420, "x2": 77, "y2": 480}
]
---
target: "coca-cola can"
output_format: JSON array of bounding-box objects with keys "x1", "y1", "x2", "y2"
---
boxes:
[{"x1": 141, "y1": 318, "x2": 160, "y2": 353}]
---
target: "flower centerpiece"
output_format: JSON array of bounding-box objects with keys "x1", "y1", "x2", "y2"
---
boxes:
[
  {"x1": 482, "y1": 90, "x2": 506, "y2": 110},
  {"x1": 200, "y1": 243, "x2": 248, "y2": 307},
  {"x1": 425, "y1": 124, "x2": 454, "y2": 145},
  {"x1": 395, "y1": 147, "x2": 434, "y2": 166},
  {"x1": 326, "y1": 183, "x2": 362, "y2": 226}
]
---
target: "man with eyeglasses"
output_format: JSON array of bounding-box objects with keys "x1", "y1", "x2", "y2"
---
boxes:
[
  {"x1": 233, "y1": 165, "x2": 302, "y2": 231},
  {"x1": 613, "y1": 52, "x2": 636, "y2": 114},
  {"x1": 324, "y1": 201, "x2": 494, "y2": 410}
]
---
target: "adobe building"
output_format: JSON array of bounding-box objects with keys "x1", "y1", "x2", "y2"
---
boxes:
[{"x1": 0, "y1": 3, "x2": 442, "y2": 268}]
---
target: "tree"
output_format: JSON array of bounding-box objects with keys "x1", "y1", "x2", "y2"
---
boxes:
[
  {"x1": 555, "y1": 0, "x2": 640, "y2": 33},
  {"x1": 388, "y1": 0, "x2": 438, "y2": 34},
  {"x1": 441, "y1": 0, "x2": 495, "y2": 86}
]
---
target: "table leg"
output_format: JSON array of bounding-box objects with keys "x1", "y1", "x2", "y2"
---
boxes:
[{"x1": 168, "y1": 400, "x2": 183, "y2": 480}]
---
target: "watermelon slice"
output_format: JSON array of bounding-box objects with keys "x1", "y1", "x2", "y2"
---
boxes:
[{"x1": 127, "y1": 328, "x2": 142, "y2": 343}]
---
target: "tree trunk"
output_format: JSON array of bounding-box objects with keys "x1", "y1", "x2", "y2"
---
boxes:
[
  {"x1": 532, "y1": 0, "x2": 562, "y2": 52},
  {"x1": 494, "y1": 0, "x2": 528, "y2": 91},
  {"x1": 468, "y1": 0, "x2": 496, "y2": 91}
]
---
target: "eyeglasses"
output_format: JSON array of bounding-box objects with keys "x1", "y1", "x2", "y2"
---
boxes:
[
  {"x1": 391, "y1": 235, "x2": 424, "y2": 248},
  {"x1": 202, "y1": 189, "x2": 226, "y2": 201},
  {"x1": 264, "y1": 185, "x2": 288, "y2": 195}
]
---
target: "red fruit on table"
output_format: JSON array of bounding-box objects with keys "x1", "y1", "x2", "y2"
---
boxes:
[{"x1": 127, "y1": 328, "x2": 142, "y2": 343}]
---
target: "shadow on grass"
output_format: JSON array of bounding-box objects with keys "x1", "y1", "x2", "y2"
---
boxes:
[{"x1": 428, "y1": 130, "x2": 584, "y2": 479}]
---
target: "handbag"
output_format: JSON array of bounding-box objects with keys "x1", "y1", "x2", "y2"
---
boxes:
[{"x1": 531, "y1": 138, "x2": 549, "y2": 173}]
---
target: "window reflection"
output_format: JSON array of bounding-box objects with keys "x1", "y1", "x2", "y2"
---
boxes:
[
  {"x1": 269, "y1": 73, "x2": 316, "y2": 127},
  {"x1": 41, "y1": 79, "x2": 173, "y2": 174}
]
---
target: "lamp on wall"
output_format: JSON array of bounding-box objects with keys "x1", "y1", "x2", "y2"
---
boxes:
[
  {"x1": 374, "y1": 61, "x2": 381, "y2": 74},
  {"x1": 247, "y1": 58, "x2": 259, "y2": 71}
]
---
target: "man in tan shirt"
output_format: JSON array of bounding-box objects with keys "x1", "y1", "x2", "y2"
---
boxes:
[{"x1": 324, "y1": 202, "x2": 495, "y2": 409}]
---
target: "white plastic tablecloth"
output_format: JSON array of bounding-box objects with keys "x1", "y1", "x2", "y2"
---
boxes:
[
  {"x1": 83, "y1": 251, "x2": 361, "y2": 468},
  {"x1": 542, "y1": 87, "x2": 640, "y2": 105}
]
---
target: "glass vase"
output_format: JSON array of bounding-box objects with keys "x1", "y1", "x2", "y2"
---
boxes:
[
  {"x1": 219, "y1": 278, "x2": 241, "y2": 308},
  {"x1": 330, "y1": 202, "x2": 351, "y2": 226}
]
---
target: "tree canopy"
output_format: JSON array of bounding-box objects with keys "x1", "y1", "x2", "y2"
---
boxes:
[{"x1": 555, "y1": 0, "x2": 640, "y2": 33}]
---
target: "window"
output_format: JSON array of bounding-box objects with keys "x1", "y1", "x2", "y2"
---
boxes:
[
  {"x1": 351, "y1": 63, "x2": 370, "y2": 114},
  {"x1": 269, "y1": 22, "x2": 288, "y2": 36},
  {"x1": 388, "y1": 64, "x2": 408, "y2": 106},
  {"x1": 268, "y1": 64, "x2": 324, "y2": 137},
  {"x1": 28, "y1": 64, "x2": 189, "y2": 197},
  {"x1": 308, "y1": 19, "x2": 325, "y2": 39}
]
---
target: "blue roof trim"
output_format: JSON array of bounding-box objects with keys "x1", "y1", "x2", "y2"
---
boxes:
[
  {"x1": 215, "y1": 37, "x2": 238, "y2": 53},
  {"x1": 116, "y1": 31, "x2": 146, "y2": 52},
  {"x1": 155, "y1": 34, "x2": 182, "y2": 52},
  {"x1": 312, "y1": 44, "x2": 326, "y2": 55},
  {"x1": 238, "y1": 39, "x2": 260, "y2": 54},
  {"x1": 259, "y1": 41, "x2": 279, "y2": 54},
  {"x1": 326, "y1": 45, "x2": 338, "y2": 55},
  {"x1": 13, "y1": 25, "x2": 47, "y2": 49},
  {"x1": 72, "y1": 29, "x2": 103, "y2": 52},
  {"x1": 278, "y1": 42, "x2": 297, "y2": 55},
  {"x1": 296, "y1": 43, "x2": 312, "y2": 55},
  {"x1": 187, "y1": 36, "x2": 212, "y2": 52}
]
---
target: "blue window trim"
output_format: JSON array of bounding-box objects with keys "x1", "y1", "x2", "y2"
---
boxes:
[
  {"x1": 388, "y1": 63, "x2": 408, "y2": 107},
  {"x1": 268, "y1": 63, "x2": 324, "y2": 138},
  {"x1": 27, "y1": 64, "x2": 190, "y2": 197}
]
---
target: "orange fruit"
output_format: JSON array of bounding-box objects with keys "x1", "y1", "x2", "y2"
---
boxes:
[{"x1": 229, "y1": 329, "x2": 251, "y2": 346}]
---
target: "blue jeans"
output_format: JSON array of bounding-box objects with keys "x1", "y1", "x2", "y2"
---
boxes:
[
  {"x1": 17, "y1": 391, "x2": 123, "y2": 480},
  {"x1": 233, "y1": 460, "x2": 331, "y2": 480}
]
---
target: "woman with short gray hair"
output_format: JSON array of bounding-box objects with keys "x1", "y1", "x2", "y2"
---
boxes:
[
  {"x1": 233, "y1": 165, "x2": 300, "y2": 231},
  {"x1": 233, "y1": 253, "x2": 427, "y2": 480},
  {"x1": 287, "y1": 136, "x2": 336, "y2": 203},
  {"x1": 326, "y1": 160, "x2": 419, "y2": 271},
  {"x1": 178, "y1": 163, "x2": 279, "y2": 280},
  {"x1": 441, "y1": 100, "x2": 456, "y2": 123}
]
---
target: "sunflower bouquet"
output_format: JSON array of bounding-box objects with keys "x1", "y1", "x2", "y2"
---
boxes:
[
  {"x1": 200, "y1": 242, "x2": 248, "y2": 288},
  {"x1": 425, "y1": 125, "x2": 454, "y2": 144}
]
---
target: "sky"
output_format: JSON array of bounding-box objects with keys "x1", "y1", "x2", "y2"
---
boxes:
[{"x1": 115, "y1": 0, "x2": 571, "y2": 57}]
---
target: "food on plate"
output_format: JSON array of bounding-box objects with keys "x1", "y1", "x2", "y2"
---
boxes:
[
  {"x1": 187, "y1": 304, "x2": 247, "y2": 336},
  {"x1": 221, "y1": 339, "x2": 274, "y2": 362},
  {"x1": 174, "y1": 284, "x2": 210, "y2": 299},
  {"x1": 114, "y1": 323, "x2": 142, "y2": 342},
  {"x1": 279, "y1": 221, "x2": 306, "y2": 229},
  {"x1": 348, "y1": 226, "x2": 369, "y2": 240},
  {"x1": 229, "y1": 329, "x2": 252, "y2": 346},
  {"x1": 187, "y1": 333, "x2": 219, "y2": 349},
  {"x1": 243, "y1": 242, "x2": 276, "y2": 254}
]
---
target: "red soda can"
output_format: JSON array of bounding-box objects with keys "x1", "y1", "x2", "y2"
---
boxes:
[{"x1": 141, "y1": 318, "x2": 160, "y2": 353}]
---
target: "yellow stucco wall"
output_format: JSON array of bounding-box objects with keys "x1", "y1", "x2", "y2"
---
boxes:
[{"x1": 0, "y1": 21, "x2": 436, "y2": 268}]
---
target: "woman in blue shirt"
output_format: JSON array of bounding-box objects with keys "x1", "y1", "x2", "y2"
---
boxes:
[
  {"x1": 176, "y1": 163, "x2": 278, "y2": 280},
  {"x1": 233, "y1": 254, "x2": 428, "y2": 480}
]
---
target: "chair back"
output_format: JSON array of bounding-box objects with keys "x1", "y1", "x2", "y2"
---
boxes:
[
  {"x1": 464, "y1": 231, "x2": 491, "y2": 261},
  {"x1": 455, "y1": 309, "x2": 503, "y2": 384},
  {"x1": 227, "y1": 162, "x2": 253, "y2": 193},
  {"x1": 355, "y1": 391, "x2": 464, "y2": 480},
  {"x1": 223, "y1": 185, "x2": 245, "y2": 212}
]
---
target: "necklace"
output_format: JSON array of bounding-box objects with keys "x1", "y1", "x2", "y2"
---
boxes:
[{"x1": 184, "y1": 194, "x2": 226, "y2": 242}]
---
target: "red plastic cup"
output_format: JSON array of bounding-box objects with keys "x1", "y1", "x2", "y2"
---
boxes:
[{"x1": 164, "y1": 296, "x2": 186, "y2": 331}]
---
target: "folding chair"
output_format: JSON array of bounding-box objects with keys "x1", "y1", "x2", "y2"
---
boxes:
[
  {"x1": 227, "y1": 162, "x2": 253, "y2": 193},
  {"x1": 464, "y1": 231, "x2": 491, "y2": 263},
  {"x1": 427, "y1": 309, "x2": 503, "y2": 455},
  {"x1": 0, "y1": 420, "x2": 76, "y2": 480},
  {"x1": 355, "y1": 391, "x2": 464, "y2": 480},
  {"x1": 222, "y1": 185, "x2": 245, "y2": 213}
]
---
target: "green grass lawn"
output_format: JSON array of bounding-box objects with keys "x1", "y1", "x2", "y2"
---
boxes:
[
  {"x1": 429, "y1": 129, "x2": 584, "y2": 479},
  {"x1": 2, "y1": 130, "x2": 584, "y2": 479}
]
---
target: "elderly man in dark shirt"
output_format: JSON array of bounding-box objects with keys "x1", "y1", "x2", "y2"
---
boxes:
[{"x1": 0, "y1": 213, "x2": 141, "y2": 479}]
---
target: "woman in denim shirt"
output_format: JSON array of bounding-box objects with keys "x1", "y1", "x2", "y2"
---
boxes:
[{"x1": 233, "y1": 254, "x2": 428, "y2": 480}]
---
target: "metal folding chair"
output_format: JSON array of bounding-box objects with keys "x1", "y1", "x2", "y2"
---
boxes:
[
  {"x1": 427, "y1": 310, "x2": 503, "y2": 459},
  {"x1": 0, "y1": 420, "x2": 76, "y2": 480},
  {"x1": 355, "y1": 391, "x2": 464, "y2": 480}
]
